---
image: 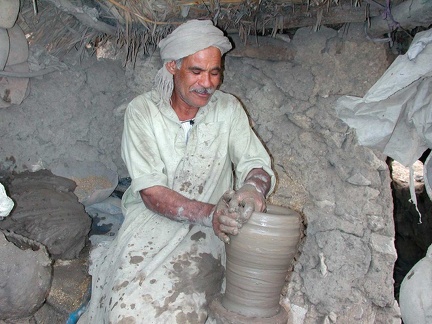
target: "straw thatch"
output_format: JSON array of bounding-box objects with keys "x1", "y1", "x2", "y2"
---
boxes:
[{"x1": 17, "y1": 0, "x2": 428, "y2": 63}]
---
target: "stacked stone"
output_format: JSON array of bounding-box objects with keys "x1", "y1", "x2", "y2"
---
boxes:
[{"x1": 0, "y1": 0, "x2": 30, "y2": 108}]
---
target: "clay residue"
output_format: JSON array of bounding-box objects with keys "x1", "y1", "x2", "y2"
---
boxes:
[
  {"x1": 176, "y1": 310, "x2": 207, "y2": 323},
  {"x1": 117, "y1": 316, "x2": 136, "y2": 324},
  {"x1": 190, "y1": 231, "x2": 206, "y2": 241},
  {"x1": 179, "y1": 181, "x2": 192, "y2": 192},
  {"x1": 152, "y1": 252, "x2": 224, "y2": 318},
  {"x1": 129, "y1": 255, "x2": 144, "y2": 264},
  {"x1": 113, "y1": 280, "x2": 129, "y2": 292},
  {"x1": 131, "y1": 272, "x2": 146, "y2": 287}
]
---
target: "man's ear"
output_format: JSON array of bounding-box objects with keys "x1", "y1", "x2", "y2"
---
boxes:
[{"x1": 165, "y1": 61, "x2": 177, "y2": 75}]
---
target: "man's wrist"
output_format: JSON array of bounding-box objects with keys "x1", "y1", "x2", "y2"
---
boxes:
[
  {"x1": 201, "y1": 206, "x2": 215, "y2": 227},
  {"x1": 201, "y1": 215, "x2": 213, "y2": 227},
  {"x1": 243, "y1": 181, "x2": 265, "y2": 196}
]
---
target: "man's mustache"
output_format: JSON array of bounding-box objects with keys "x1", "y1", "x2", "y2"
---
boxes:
[{"x1": 191, "y1": 87, "x2": 215, "y2": 95}]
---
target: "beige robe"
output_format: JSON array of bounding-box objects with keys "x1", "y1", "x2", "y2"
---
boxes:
[{"x1": 79, "y1": 90, "x2": 275, "y2": 323}]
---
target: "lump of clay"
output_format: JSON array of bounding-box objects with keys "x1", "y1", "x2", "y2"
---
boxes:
[
  {"x1": 0, "y1": 170, "x2": 91, "y2": 259},
  {"x1": 0, "y1": 230, "x2": 52, "y2": 320}
]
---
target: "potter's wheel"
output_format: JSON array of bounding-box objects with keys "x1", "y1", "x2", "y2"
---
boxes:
[{"x1": 209, "y1": 296, "x2": 289, "y2": 324}]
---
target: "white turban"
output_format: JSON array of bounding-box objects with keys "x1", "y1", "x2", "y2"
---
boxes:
[{"x1": 154, "y1": 19, "x2": 232, "y2": 103}]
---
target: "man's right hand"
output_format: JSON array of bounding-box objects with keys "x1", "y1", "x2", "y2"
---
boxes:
[{"x1": 212, "y1": 190, "x2": 241, "y2": 244}]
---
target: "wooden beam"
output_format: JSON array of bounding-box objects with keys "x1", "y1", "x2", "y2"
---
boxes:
[
  {"x1": 177, "y1": 0, "x2": 247, "y2": 5},
  {"x1": 186, "y1": 3, "x2": 382, "y2": 31},
  {"x1": 176, "y1": 0, "x2": 303, "y2": 5},
  {"x1": 275, "y1": 4, "x2": 374, "y2": 29}
]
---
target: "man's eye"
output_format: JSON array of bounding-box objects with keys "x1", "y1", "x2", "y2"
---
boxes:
[
  {"x1": 191, "y1": 70, "x2": 201, "y2": 75},
  {"x1": 211, "y1": 71, "x2": 220, "y2": 76}
]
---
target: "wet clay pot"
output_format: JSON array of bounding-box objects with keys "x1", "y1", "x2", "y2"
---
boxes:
[
  {"x1": 211, "y1": 204, "x2": 302, "y2": 323},
  {"x1": 0, "y1": 28, "x2": 9, "y2": 70},
  {"x1": 5, "y1": 24, "x2": 29, "y2": 66}
]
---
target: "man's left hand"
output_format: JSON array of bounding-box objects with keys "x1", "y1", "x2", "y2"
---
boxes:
[
  {"x1": 227, "y1": 184, "x2": 266, "y2": 226},
  {"x1": 212, "y1": 167, "x2": 272, "y2": 243}
]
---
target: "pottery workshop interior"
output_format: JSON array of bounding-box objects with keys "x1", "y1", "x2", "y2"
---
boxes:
[{"x1": 1, "y1": 0, "x2": 432, "y2": 323}]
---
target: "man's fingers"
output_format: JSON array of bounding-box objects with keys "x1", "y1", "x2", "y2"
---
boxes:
[
  {"x1": 217, "y1": 233, "x2": 230, "y2": 244},
  {"x1": 215, "y1": 222, "x2": 238, "y2": 244},
  {"x1": 222, "y1": 190, "x2": 235, "y2": 202},
  {"x1": 238, "y1": 199, "x2": 255, "y2": 223},
  {"x1": 218, "y1": 214, "x2": 239, "y2": 227},
  {"x1": 214, "y1": 186, "x2": 267, "y2": 244},
  {"x1": 219, "y1": 223, "x2": 239, "y2": 235},
  {"x1": 228, "y1": 195, "x2": 241, "y2": 210}
]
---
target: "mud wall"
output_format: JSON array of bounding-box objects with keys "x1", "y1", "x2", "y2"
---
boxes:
[
  {"x1": 223, "y1": 26, "x2": 400, "y2": 323},
  {"x1": 0, "y1": 25, "x2": 400, "y2": 322}
]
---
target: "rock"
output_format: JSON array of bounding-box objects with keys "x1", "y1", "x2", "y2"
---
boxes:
[
  {"x1": 347, "y1": 172, "x2": 372, "y2": 186},
  {"x1": 0, "y1": 230, "x2": 52, "y2": 319},
  {"x1": 33, "y1": 302, "x2": 69, "y2": 324},
  {"x1": 0, "y1": 170, "x2": 92, "y2": 259},
  {"x1": 227, "y1": 34, "x2": 296, "y2": 61}
]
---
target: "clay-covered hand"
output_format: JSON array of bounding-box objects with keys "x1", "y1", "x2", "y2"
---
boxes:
[
  {"x1": 212, "y1": 184, "x2": 267, "y2": 243},
  {"x1": 212, "y1": 190, "x2": 241, "y2": 244},
  {"x1": 227, "y1": 183, "x2": 266, "y2": 226}
]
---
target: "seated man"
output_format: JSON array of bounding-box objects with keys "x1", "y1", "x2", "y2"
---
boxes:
[{"x1": 80, "y1": 19, "x2": 275, "y2": 323}]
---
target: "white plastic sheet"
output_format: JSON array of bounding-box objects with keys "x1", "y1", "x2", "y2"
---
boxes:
[
  {"x1": 336, "y1": 28, "x2": 432, "y2": 207},
  {"x1": 336, "y1": 28, "x2": 432, "y2": 167},
  {"x1": 0, "y1": 183, "x2": 14, "y2": 217},
  {"x1": 399, "y1": 243, "x2": 432, "y2": 324}
]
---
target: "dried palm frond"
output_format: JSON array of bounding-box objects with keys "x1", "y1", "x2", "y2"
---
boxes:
[
  {"x1": 20, "y1": 0, "x2": 391, "y2": 63},
  {"x1": 19, "y1": 1, "x2": 100, "y2": 59}
]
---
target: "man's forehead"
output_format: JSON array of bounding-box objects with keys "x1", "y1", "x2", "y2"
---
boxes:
[
  {"x1": 187, "y1": 65, "x2": 222, "y2": 72},
  {"x1": 182, "y1": 47, "x2": 221, "y2": 63}
]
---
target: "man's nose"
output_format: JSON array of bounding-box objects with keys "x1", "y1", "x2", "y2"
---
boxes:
[{"x1": 199, "y1": 72, "x2": 212, "y2": 88}]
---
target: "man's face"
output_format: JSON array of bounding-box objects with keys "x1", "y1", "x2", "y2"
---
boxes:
[{"x1": 169, "y1": 46, "x2": 222, "y2": 110}]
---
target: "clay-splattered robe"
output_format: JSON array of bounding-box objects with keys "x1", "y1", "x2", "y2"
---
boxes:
[{"x1": 79, "y1": 90, "x2": 275, "y2": 323}]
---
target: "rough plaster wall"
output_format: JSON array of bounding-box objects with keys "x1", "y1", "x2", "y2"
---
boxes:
[
  {"x1": 221, "y1": 26, "x2": 400, "y2": 323},
  {"x1": 0, "y1": 51, "x2": 133, "y2": 177},
  {"x1": 0, "y1": 25, "x2": 401, "y2": 323}
]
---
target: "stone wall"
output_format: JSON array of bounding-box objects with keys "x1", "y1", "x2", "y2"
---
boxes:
[{"x1": 221, "y1": 26, "x2": 400, "y2": 323}]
